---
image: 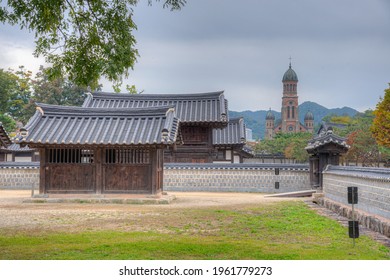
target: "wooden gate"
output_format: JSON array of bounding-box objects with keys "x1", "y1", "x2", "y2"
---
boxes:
[
  {"x1": 45, "y1": 148, "x2": 95, "y2": 193},
  {"x1": 309, "y1": 156, "x2": 320, "y2": 188},
  {"x1": 103, "y1": 148, "x2": 152, "y2": 193}
]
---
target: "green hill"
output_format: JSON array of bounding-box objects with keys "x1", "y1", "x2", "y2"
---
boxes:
[{"x1": 230, "y1": 101, "x2": 359, "y2": 140}]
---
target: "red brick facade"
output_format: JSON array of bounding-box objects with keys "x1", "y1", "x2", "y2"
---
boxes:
[{"x1": 265, "y1": 64, "x2": 314, "y2": 139}]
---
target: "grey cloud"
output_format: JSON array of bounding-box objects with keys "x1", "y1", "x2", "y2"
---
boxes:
[{"x1": 0, "y1": 0, "x2": 388, "y2": 112}]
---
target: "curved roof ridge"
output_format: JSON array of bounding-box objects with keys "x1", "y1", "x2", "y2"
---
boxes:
[
  {"x1": 91, "y1": 91, "x2": 225, "y2": 100},
  {"x1": 0, "y1": 122, "x2": 12, "y2": 147},
  {"x1": 227, "y1": 117, "x2": 243, "y2": 123},
  {"x1": 82, "y1": 91, "x2": 228, "y2": 125},
  {"x1": 36, "y1": 103, "x2": 176, "y2": 117}
]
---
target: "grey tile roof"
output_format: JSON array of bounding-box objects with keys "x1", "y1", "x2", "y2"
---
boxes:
[
  {"x1": 0, "y1": 123, "x2": 12, "y2": 147},
  {"x1": 242, "y1": 145, "x2": 254, "y2": 157},
  {"x1": 19, "y1": 103, "x2": 180, "y2": 147},
  {"x1": 82, "y1": 91, "x2": 228, "y2": 125},
  {"x1": 165, "y1": 162, "x2": 309, "y2": 170},
  {"x1": 213, "y1": 118, "x2": 246, "y2": 146},
  {"x1": 0, "y1": 143, "x2": 35, "y2": 152},
  {"x1": 317, "y1": 121, "x2": 347, "y2": 134},
  {"x1": 0, "y1": 162, "x2": 40, "y2": 169},
  {"x1": 324, "y1": 165, "x2": 390, "y2": 181},
  {"x1": 305, "y1": 126, "x2": 349, "y2": 153}
]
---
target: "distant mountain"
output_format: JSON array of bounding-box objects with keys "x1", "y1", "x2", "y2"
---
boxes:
[{"x1": 230, "y1": 101, "x2": 359, "y2": 140}]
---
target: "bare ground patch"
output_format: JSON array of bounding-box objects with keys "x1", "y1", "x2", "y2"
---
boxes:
[{"x1": 0, "y1": 190, "x2": 300, "y2": 235}]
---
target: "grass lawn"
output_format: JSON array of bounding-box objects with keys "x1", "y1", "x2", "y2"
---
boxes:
[{"x1": 0, "y1": 201, "x2": 388, "y2": 260}]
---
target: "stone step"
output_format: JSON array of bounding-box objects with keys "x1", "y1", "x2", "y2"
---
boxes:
[{"x1": 264, "y1": 190, "x2": 317, "y2": 198}]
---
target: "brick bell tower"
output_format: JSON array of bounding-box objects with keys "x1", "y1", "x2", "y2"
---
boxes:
[{"x1": 281, "y1": 61, "x2": 300, "y2": 133}]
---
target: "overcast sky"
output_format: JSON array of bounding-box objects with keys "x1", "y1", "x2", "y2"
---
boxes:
[{"x1": 1, "y1": 0, "x2": 389, "y2": 112}]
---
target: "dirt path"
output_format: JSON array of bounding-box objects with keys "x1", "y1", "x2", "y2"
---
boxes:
[
  {"x1": 0, "y1": 190, "x2": 299, "y2": 234},
  {"x1": 1, "y1": 190, "x2": 389, "y2": 248}
]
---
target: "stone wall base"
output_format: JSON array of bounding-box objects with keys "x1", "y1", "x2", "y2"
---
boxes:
[{"x1": 317, "y1": 197, "x2": 390, "y2": 238}]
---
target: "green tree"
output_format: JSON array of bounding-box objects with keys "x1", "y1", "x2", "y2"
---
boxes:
[
  {"x1": 1, "y1": 66, "x2": 93, "y2": 128},
  {"x1": 0, "y1": 0, "x2": 186, "y2": 89},
  {"x1": 284, "y1": 134, "x2": 312, "y2": 163},
  {"x1": 32, "y1": 66, "x2": 87, "y2": 106},
  {"x1": 0, "y1": 114, "x2": 17, "y2": 133},
  {"x1": 322, "y1": 114, "x2": 352, "y2": 125},
  {"x1": 255, "y1": 132, "x2": 312, "y2": 162},
  {"x1": 0, "y1": 69, "x2": 18, "y2": 114},
  {"x1": 126, "y1": 84, "x2": 144, "y2": 94},
  {"x1": 329, "y1": 110, "x2": 386, "y2": 167},
  {"x1": 0, "y1": 68, "x2": 19, "y2": 132},
  {"x1": 371, "y1": 86, "x2": 390, "y2": 148},
  {"x1": 22, "y1": 66, "x2": 92, "y2": 122},
  {"x1": 346, "y1": 129, "x2": 380, "y2": 167},
  {"x1": 7, "y1": 66, "x2": 33, "y2": 124}
]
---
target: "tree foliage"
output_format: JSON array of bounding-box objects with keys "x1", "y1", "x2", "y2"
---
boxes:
[
  {"x1": 371, "y1": 86, "x2": 390, "y2": 148},
  {"x1": 346, "y1": 129, "x2": 380, "y2": 167},
  {"x1": 0, "y1": 67, "x2": 30, "y2": 131},
  {"x1": 255, "y1": 132, "x2": 312, "y2": 163},
  {"x1": 322, "y1": 114, "x2": 352, "y2": 125},
  {"x1": 7, "y1": 66, "x2": 34, "y2": 124},
  {"x1": 0, "y1": 114, "x2": 17, "y2": 133},
  {"x1": 0, "y1": 0, "x2": 186, "y2": 89},
  {"x1": 0, "y1": 66, "x2": 90, "y2": 131},
  {"x1": 326, "y1": 109, "x2": 390, "y2": 167},
  {"x1": 32, "y1": 66, "x2": 87, "y2": 106},
  {"x1": 0, "y1": 69, "x2": 18, "y2": 114}
]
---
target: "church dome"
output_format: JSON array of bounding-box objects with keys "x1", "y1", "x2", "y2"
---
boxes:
[
  {"x1": 266, "y1": 109, "x2": 275, "y2": 120},
  {"x1": 304, "y1": 110, "x2": 314, "y2": 121},
  {"x1": 282, "y1": 64, "x2": 298, "y2": 82}
]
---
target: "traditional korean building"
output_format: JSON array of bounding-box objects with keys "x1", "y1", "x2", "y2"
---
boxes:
[
  {"x1": 82, "y1": 91, "x2": 228, "y2": 163},
  {"x1": 0, "y1": 123, "x2": 12, "y2": 162},
  {"x1": 0, "y1": 123, "x2": 11, "y2": 148},
  {"x1": 0, "y1": 123, "x2": 39, "y2": 162},
  {"x1": 18, "y1": 103, "x2": 180, "y2": 195},
  {"x1": 0, "y1": 143, "x2": 39, "y2": 162},
  {"x1": 305, "y1": 122, "x2": 350, "y2": 188},
  {"x1": 212, "y1": 117, "x2": 252, "y2": 163}
]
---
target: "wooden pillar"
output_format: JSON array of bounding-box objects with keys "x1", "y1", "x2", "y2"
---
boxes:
[
  {"x1": 157, "y1": 148, "x2": 164, "y2": 193},
  {"x1": 95, "y1": 148, "x2": 103, "y2": 194},
  {"x1": 150, "y1": 148, "x2": 163, "y2": 195},
  {"x1": 150, "y1": 149, "x2": 157, "y2": 195},
  {"x1": 39, "y1": 148, "x2": 46, "y2": 194}
]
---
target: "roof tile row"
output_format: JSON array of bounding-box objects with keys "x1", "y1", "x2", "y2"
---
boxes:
[
  {"x1": 20, "y1": 104, "x2": 180, "y2": 147},
  {"x1": 83, "y1": 91, "x2": 228, "y2": 125},
  {"x1": 213, "y1": 118, "x2": 246, "y2": 146}
]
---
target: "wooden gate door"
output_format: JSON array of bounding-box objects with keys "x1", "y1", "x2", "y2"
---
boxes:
[
  {"x1": 103, "y1": 165, "x2": 151, "y2": 193},
  {"x1": 102, "y1": 148, "x2": 152, "y2": 194},
  {"x1": 45, "y1": 148, "x2": 95, "y2": 193},
  {"x1": 46, "y1": 164, "x2": 95, "y2": 193},
  {"x1": 309, "y1": 156, "x2": 320, "y2": 189}
]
